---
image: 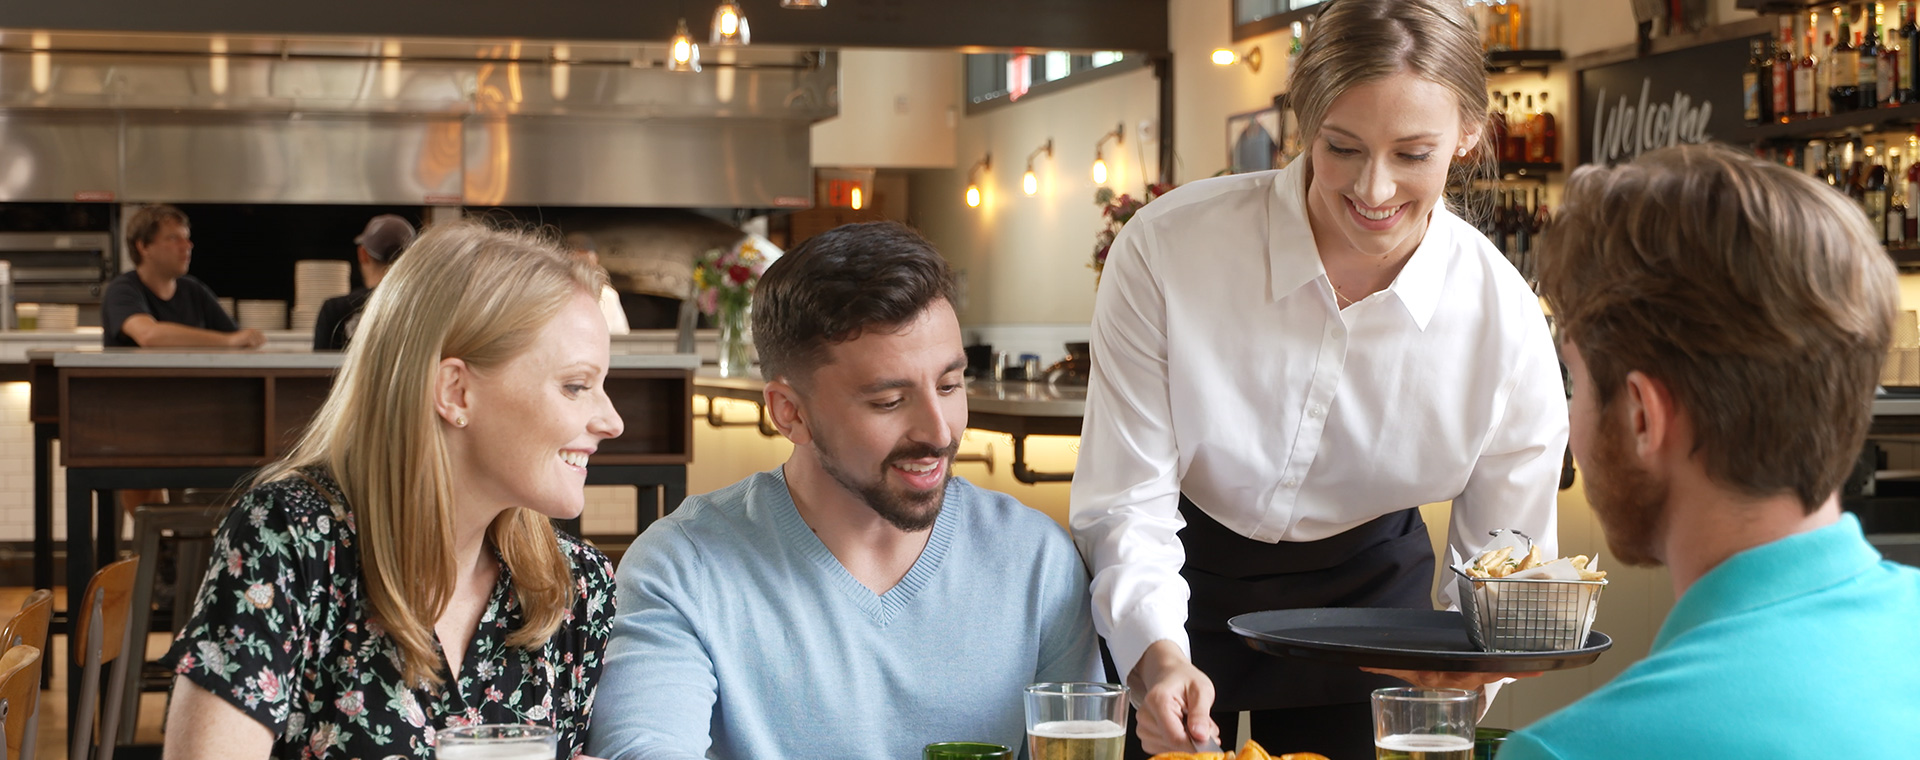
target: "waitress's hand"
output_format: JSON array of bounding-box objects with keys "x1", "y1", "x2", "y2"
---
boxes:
[
  {"x1": 1358, "y1": 667, "x2": 1539, "y2": 691},
  {"x1": 1130, "y1": 640, "x2": 1222, "y2": 753}
]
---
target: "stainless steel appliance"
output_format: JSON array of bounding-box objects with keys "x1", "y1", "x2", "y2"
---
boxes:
[{"x1": 0, "y1": 231, "x2": 113, "y2": 314}]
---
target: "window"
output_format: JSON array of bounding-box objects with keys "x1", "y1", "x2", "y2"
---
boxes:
[
  {"x1": 1234, "y1": 0, "x2": 1330, "y2": 42},
  {"x1": 966, "y1": 51, "x2": 1143, "y2": 113}
]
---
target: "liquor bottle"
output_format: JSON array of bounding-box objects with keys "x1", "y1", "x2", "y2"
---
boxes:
[
  {"x1": 1867, "y1": 144, "x2": 1889, "y2": 242},
  {"x1": 1878, "y1": 3, "x2": 1899, "y2": 105},
  {"x1": 1818, "y1": 21, "x2": 1837, "y2": 116},
  {"x1": 1530, "y1": 186, "x2": 1552, "y2": 238},
  {"x1": 1521, "y1": 94, "x2": 1539, "y2": 161},
  {"x1": 1776, "y1": 16, "x2": 1796, "y2": 119},
  {"x1": 1806, "y1": 139, "x2": 1828, "y2": 180},
  {"x1": 1532, "y1": 91, "x2": 1558, "y2": 162},
  {"x1": 1798, "y1": 12, "x2": 1820, "y2": 117},
  {"x1": 1507, "y1": 0, "x2": 1525, "y2": 51},
  {"x1": 1848, "y1": 139, "x2": 1868, "y2": 205},
  {"x1": 1834, "y1": 8, "x2": 1860, "y2": 113},
  {"x1": 1890, "y1": 147, "x2": 1908, "y2": 245},
  {"x1": 1507, "y1": 91, "x2": 1527, "y2": 162},
  {"x1": 1903, "y1": 1, "x2": 1919, "y2": 103},
  {"x1": 1747, "y1": 39, "x2": 1770, "y2": 125},
  {"x1": 1510, "y1": 189, "x2": 1530, "y2": 258},
  {"x1": 1488, "y1": 91, "x2": 1510, "y2": 166},
  {"x1": 1905, "y1": 132, "x2": 1920, "y2": 240},
  {"x1": 1861, "y1": 4, "x2": 1882, "y2": 108},
  {"x1": 1488, "y1": 0, "x2": 1515, "y2": 52}
]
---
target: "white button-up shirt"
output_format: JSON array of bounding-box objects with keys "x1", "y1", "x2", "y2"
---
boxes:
[{"x1": 1070, "y1": 161, "x2": 1569, "y2": 681}]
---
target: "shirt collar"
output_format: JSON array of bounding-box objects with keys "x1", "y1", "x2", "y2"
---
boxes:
[
  {"x1": 1262, "y1": 159, "x2": 1453, "y2": 330},
  {"x1": 1652, "y1": 513, "x2": 1883, "y2": 651}
]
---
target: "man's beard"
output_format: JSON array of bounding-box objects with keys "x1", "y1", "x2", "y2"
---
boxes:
[
  {"x1": 1583, "y1": 407, "x2": 1670, "y2": 568},
  {"x1": 813, "y1": 428, "x2": 959, "y2": 533}
]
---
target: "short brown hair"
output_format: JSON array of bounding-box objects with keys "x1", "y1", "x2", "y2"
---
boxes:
[
  {"x1": 1538, "y1": 143, "x2": 1897, "y2": 512},
  {"x1": 752, "y1": 221, "x2": 956, "y2": 386},
  {"x1": 125, "y1": 204, "x2": 188, "y2": 266}
]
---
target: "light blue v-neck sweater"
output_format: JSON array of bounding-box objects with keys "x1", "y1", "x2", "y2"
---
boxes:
[{"x1": 587, "y1": 468, "x2": 1105, "y2": 760}]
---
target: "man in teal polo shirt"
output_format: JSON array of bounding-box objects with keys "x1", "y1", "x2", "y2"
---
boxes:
[{"x1": 1503, "y1": 144, "x2": 1920, "y2": 758}]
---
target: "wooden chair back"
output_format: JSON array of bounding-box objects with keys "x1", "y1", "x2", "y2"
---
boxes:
[
  {"x1": 72, "y1": 559, "x2": 136, "y2": 669},
  {"x1": 0, "y1": 590, "x2": 52, "y2": 655},
  {"x1": 0, "y1": 645, "x2": 42, "y2": 760}
]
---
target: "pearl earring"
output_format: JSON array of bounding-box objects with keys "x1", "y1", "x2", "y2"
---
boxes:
[
  {"x1": 454, "y1": 415, "x2": 468, "y2": 428},
  {"x1": 1457, "y1": 147, "x2": 1469, "y2": 157}
]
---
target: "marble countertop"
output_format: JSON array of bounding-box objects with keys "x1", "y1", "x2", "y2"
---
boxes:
[{"x1": 694, "y1": 367, "x2": 1087, "y2": 418}]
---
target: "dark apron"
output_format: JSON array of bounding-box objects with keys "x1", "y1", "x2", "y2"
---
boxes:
[{"x1": 1180, "y1": 494, "x2": 1436, "y2": 711}]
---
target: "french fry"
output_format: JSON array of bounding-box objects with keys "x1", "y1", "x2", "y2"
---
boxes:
[{"x1": 1518, "y1": 545, "x2": 1547, "y2": 572}]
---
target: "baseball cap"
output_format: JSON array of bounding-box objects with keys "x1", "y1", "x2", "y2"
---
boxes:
[{"x1": 355, "y1": 215, "x2": 417, "y2": 262}]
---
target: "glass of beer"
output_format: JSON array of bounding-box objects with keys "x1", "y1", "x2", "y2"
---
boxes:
[
  {"x1": 1371, "y1": 687, "x2": 1477, "y2": 760},
  {"x1": 436, "y1": 724, "x2": 558, "y2": 760},
  {"x1": 1023, "y1": 682, "x2": 1127, "y2": 760}
]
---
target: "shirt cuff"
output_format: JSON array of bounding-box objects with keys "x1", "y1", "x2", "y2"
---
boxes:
[{"x1": 1106, "y1": 605, "x2": 1192, "y2": 687}]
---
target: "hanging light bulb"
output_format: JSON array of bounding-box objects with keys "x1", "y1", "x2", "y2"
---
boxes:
[
  {"x1": 1092, "y1": 123, "x2": 1124, "y2": 186},
  {"x1": 30, "y1": 32, "x2": 51, "y2": 95},
  {"x1": 850, "y1": 186, "x2": 864, "y2": 210},
  {"x1": 670, "y1": 18, "x2": 702, "y2": 72},
  {"x1": 711, "y1": 2, "x2": 750, "y2": 46},
  {"x1": 209, "y1": 36, "x2": 229, "y2": 96}
]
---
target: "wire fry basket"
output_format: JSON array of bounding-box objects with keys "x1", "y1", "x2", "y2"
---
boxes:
[{"x1": 1452, "y1": 567, "x2": 1606, "y2": 652}]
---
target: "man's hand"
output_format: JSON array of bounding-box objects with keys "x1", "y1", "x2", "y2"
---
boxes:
[
  {"x1": 225, "y1": 328, "x2": 266, "y2": 349},
  {"x1": 1129, "y1": 640, "x2": 1221, "y2": 754}
]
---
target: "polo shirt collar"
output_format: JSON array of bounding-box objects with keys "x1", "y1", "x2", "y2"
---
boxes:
[
  {"x1": 1263, "y1": 159, "x2": 1451, "y2": 330},
  {"x1": 1653, "y1": 512, "x2": 1882, "y2": 651}
]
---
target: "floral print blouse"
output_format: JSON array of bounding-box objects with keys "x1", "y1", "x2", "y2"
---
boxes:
[{"x1": 166, "y1": 470, "x2": 617, "y2": 759}]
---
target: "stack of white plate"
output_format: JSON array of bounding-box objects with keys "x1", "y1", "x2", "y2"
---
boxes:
[
  {"x1": 236, "y1": 299, "x2": 288, "y2": 331},
  {"x1": 37, "y1": 304, "x2": 77, "y2": 330},
  {"x1": 290, "y1": 306, "x2": 319, "y2": 331},
  {"x1": 294, "y1": 260, "x2": 351, "y2": 308},
  {"x1": 217, "y1": 298, "x2": 236, "y2": 321}
]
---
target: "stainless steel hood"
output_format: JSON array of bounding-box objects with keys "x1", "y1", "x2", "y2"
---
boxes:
[{"x1": 0, "y1": 31, "x2": 836, "y2": 207}]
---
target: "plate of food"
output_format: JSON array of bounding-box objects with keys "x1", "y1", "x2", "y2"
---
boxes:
[
  {"x1": 1150, "y1": 739, "x2": 1324, "y2": 760},
  {"x1": 1227, "y1": 607, "x2": 1612, "y2": 673}
]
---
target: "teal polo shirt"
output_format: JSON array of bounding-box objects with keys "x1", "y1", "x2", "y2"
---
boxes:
[{"x1": 1499, "y1": 513, "x2": 1920, "y2": 759}]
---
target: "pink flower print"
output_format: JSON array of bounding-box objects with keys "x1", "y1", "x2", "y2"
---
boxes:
[
  {"x1": 400, "y1": 690, "x2": 426, "y2": 728},
  {"x1": 464, "y1": 706, "x2": 483, "y2": 725},
  {"x1": 226, "y1": 549, "x2": 243, "y2": 575},
  {"x1": 245, "y1": 583, "x2": 274, "y2": 609},
  {"x1": 174, "y1": 653, "x2": 197, "y2": 673},
  {"x1": 334, "y1": 690, "x2": 365, "y2": 718},
  {"x1": 256, "y1": 668, "x2": 283, "y2": 702},
  {"x1": 307, "y1": 721, "x2": 339, "y2": 757},
  {"x1": 485, "y1": 685, "x2": 504, "y2": 703}
]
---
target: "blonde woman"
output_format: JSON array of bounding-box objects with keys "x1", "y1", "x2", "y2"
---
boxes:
[
  {"x1": 162, "y1": 222, "x2": 625, "y2": 759},
  {"x1": 1071, "y1": 0, "x2": 1567, "y2": 756}
]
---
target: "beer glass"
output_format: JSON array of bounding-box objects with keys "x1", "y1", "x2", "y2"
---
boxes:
[
  {"x1": 1371, "y1": 687, "x2": 1477, "y2": 760},
  {"x1": 1023, "y1": 682, "x2": 1127, "y2": 760},
  {"x1": 436, "y1": 724, "x2": 557, "y2": 760}
]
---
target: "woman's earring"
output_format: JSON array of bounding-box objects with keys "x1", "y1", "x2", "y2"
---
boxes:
[
  {"x1": 454, "y1": 415, "x2": 468, "y2": 428},
  {"x1": 1457, "y1": 147, "x2": 1469, "y2": 157}
]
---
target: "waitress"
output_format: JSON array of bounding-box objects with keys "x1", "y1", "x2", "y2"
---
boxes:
[{"x1": 1070, "y1": 0, "x2": 1567, "y2": 757}]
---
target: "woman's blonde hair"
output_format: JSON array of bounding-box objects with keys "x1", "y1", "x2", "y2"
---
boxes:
[
  {"x1": 259, "y1": 220, "x2": 607, "y2": 688},
  {"x1": 1288, "y1": 0, "x2": 1494, "y2": 190}
]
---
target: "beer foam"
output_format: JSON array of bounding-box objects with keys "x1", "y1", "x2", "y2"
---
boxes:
[
  {"x1": 1030, "y1": 720, "x2": 1126, "y2": 739},
  {"x1": 1374, "y1": 733, "x2": 1474, "y2": 752}
]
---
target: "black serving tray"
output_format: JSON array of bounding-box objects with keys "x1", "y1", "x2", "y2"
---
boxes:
[{"x1": 1229, "y1": 608, "x2": 1612, "y2": 673}]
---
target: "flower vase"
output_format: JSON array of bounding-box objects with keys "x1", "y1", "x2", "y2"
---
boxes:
[{"x1": 716, "y1": 301, "x2": 752, "y2": 378}]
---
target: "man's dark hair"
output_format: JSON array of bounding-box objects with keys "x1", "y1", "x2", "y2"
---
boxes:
[
  {"x1": 125, "y1": 204, "x2": 189, "y2": 266},
  {"x1": 752, "y1": 221, "x2": 956, "y2": 386}
]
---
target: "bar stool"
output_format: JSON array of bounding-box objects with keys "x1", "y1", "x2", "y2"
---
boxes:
[
  {"x1": 119, "y1": 504, "x2": 227, "y2": 747},
  {"x1": 71, "y1": 557, "x2": 137, "y2": 760},
  {"x1": 0, "y1": 645, "x2": 43, "y2": 760}
]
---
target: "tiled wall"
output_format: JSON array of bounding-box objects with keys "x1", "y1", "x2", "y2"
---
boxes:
[{"x1": 0, "y1": 382, "x2": 63, "y2": 542}]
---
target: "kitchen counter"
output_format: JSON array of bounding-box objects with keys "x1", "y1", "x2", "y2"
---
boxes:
[{"x1": 38, "y1": 346, "x2": 700, "y2": 370}]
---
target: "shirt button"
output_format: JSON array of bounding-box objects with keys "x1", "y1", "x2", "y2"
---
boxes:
[
  {"x1": 1309, "y1": 404, "x2": 1325, "y2": 418},
  {"x1": 1283, "y1": 478, "x2": 1300, "y2": 489}
]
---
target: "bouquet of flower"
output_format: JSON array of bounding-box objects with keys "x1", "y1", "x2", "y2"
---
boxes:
[
  {"x1": 1093, "y1": 182, "x2": 1175, "y2": 277},
  {"x1": 693, "y1": 236, "x2": 774, "y2": 316}
]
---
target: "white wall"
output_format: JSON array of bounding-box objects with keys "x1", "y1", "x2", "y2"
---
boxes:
[
  {"x1": 909, "y1": 65, "x2": 1161, "y2": 337},
  {"x1": 812, "y1": 49, "x2": 961, "y2": 169}
]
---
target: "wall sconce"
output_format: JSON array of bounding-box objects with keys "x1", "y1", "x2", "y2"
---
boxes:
[
  {"x1": 965, "y1": 154, "x2": 991, "y2": 208},
  {"x1": 670, "y1": 19, "x2": 702, "y2": 72},
  {"x1": 1023, "y1": 139, "x2": 1053, "y2": 196},
  {"x1": 1092, "y1": 123, "x2": 1123, "y2": 185},
  {"x1": 1210, "y1": 45, "x2": 1262, "y2": 73},
  {"x1": 711, "y1": 2, "x2": 750, "y2": 46}
]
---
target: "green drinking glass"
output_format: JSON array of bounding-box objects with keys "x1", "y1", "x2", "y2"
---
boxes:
[{"x1": 924, "y1": 741, "x2": 1015, "y2": 760}]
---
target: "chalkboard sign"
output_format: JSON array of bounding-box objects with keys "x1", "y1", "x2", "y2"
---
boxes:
[{"x1": 1578, "y1": 36, "x2": 1760, "y2": 166}]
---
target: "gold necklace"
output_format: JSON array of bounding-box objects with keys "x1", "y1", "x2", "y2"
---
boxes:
[{"x1": 1331, "y1": 282, "x2": 1359, "y2": 307}]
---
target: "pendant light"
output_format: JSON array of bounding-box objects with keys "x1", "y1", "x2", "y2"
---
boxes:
[
  {"x1": 711, "y1": 2, "x2": 750, "y2": 46},
  {"x1": 670, "y1": 18, "x2": 702, "y2": 72}
]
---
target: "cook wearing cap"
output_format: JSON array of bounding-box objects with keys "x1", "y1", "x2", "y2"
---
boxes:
[{"x1": 313, "y1": 214, "x2": 416, "y2": 351}]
